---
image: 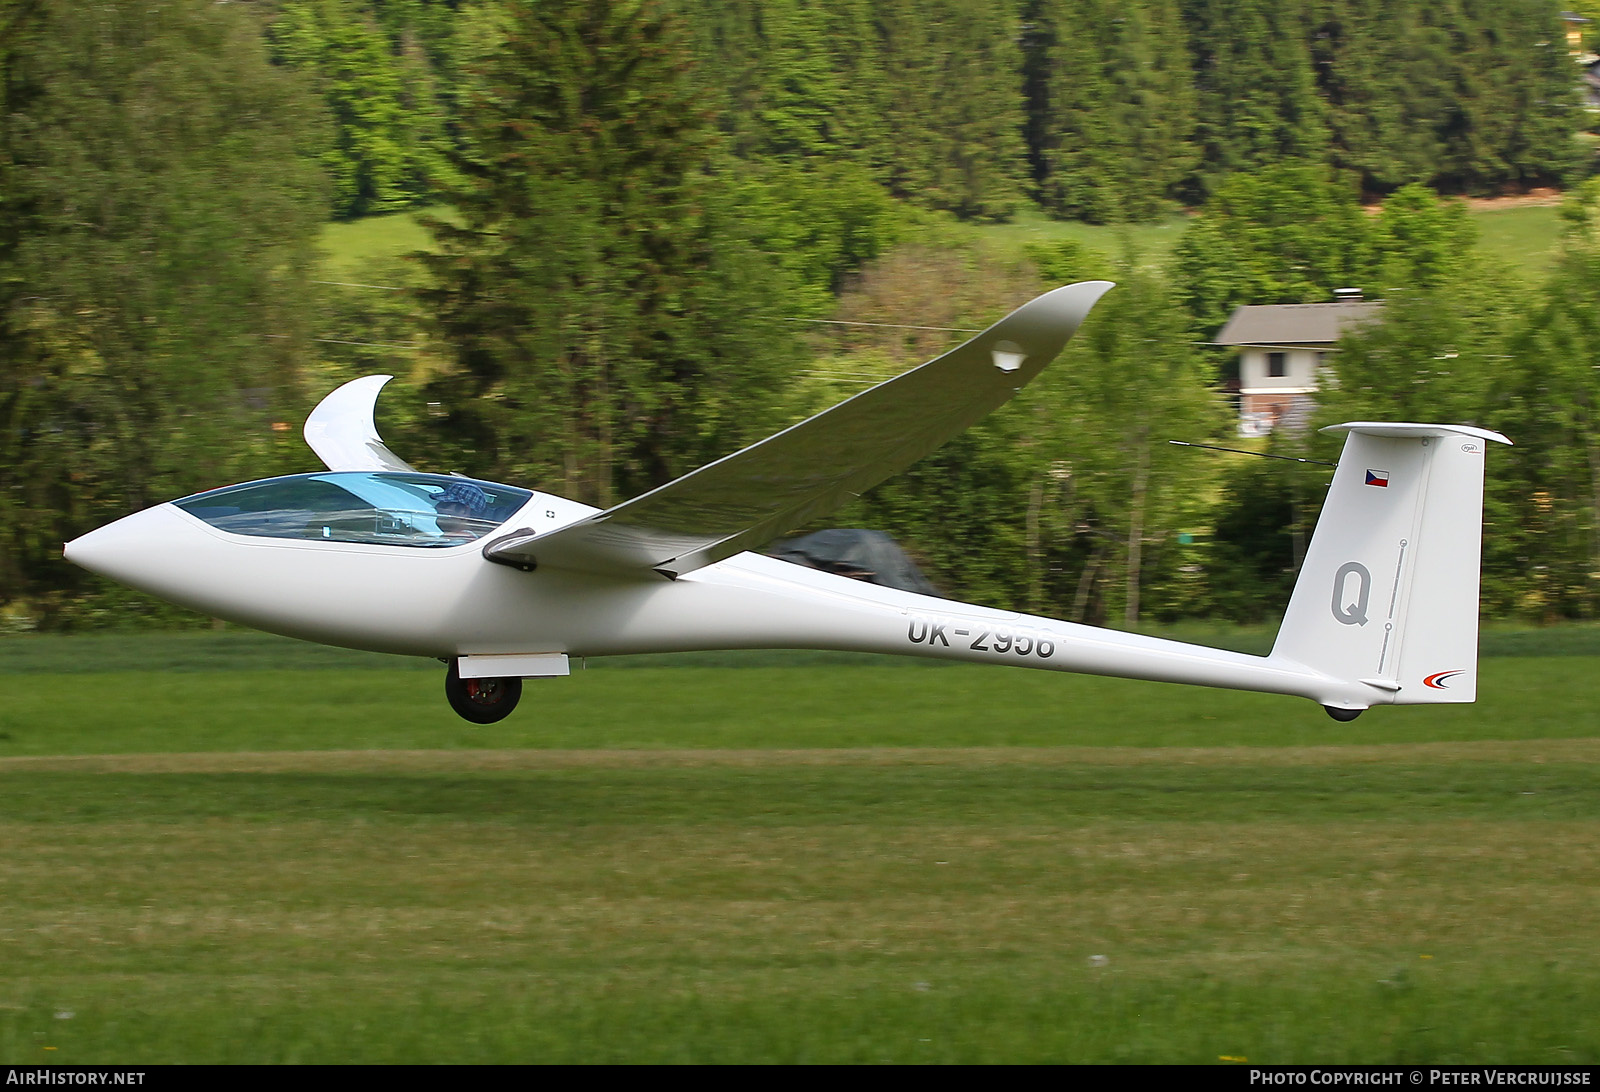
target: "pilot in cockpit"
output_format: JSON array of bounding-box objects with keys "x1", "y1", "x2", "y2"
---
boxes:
[{"x1": 434, "y1": 480, "x2": 491, "y2": 541}]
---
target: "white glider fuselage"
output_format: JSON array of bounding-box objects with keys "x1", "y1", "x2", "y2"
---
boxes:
[{"x1": 66, "y1": 489, "x2": 1351, "y2": 708}]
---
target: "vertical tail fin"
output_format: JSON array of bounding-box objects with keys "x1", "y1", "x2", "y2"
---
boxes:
[{"x1": 1271, "y1": 423, "x2": 1510, "y2": 712}]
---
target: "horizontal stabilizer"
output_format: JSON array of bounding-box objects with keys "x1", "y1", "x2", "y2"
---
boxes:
[{"x1": 484, "y1": 281, "x2": 1114, "y2": 578}]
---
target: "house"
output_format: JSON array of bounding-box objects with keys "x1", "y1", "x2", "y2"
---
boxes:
[
  {"x1": 1212, "y1": 298, "x2": 1384, "y2": 437},
  {"x1": 1583, "y1": 53, "x2": 1600, "y2": 108},
  {"x1": 1562, "y1": 11, "x2": 1591, "y2": 56}
]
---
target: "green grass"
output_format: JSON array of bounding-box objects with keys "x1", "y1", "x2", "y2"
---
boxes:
[
  {"x1": 981, "y1": 201, "x2": 1570, "y2": 285},
  {"x1": 1, "y1": 626, "x2": 1596, "y2": 1062},
  {"x1": 318, "y1": 201, "x2": 1572, "y2": 292},
  {"x1": 1, "y1": 627, "x2": 1597, "y2": 754},
  {"x1": 2, "y1": 626, "x2": 1596, "y2": 756},
  {"x1": 317, "y1": 210, "x2": 435, "y2": 280},
  {"x1": 963, "y1": 206, "x2": 1194, "y2": 271},
  {"x1": 2, "y1": 745, "x2": 1597, "y2": 1063},
  {"x1": 1466, "y1": 203, "x2": 1566, "y2": 281}
]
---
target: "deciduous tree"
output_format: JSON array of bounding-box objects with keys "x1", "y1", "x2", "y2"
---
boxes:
[{"x1": 0, "y1": 0, "x2": 325, "y2": 621}]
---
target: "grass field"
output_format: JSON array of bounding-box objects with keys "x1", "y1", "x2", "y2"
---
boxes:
[
  {"x1": 318, "y1": 200, "x2": 1570, "y2": 288},
  {"x1": 317, "y1": 211, "x2": 436, "y2": 280},
  {"x1": 1466, "y1": 203, "x2": 1567, "y2": 280},
  {"x1": 0, "y1": 629, "x2": 1596, "y2": 1063}
]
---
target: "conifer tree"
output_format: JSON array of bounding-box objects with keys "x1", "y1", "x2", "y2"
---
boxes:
[
  {"x1": 874, "y1": 0, "x2": 1027, "y2": 220},
  {"x1": 1181, "y1": 0, "x2": 1330, "y2": 197},
  {"x1": 266, "y1": 0, "x2": 459, "y2": 216},
  {"x1": 689, "y1": 0, "x2": 885, "y2": 168},
  {"x1": 1309, "y1": 0, "x2": 1447, "y2": 192},
  {"x1": 1308, "y1": 0, "x2": 1581, "y2": 196},
  {"x1": 419, "y1": 0, "x2": 796, "y2": 506},
  {"x1": 1024, "y1": 0, "x2": 1198, "y2": 223},
  {"x1": 1431, "y1": 0, "x2": 1582, "y2": 193}
]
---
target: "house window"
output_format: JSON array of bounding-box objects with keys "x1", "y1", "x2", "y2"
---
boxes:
[{"x1": 1267, "y1": 351, "x2": 1287, "y2": 377}]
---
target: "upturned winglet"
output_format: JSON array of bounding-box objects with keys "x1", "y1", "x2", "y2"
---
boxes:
[{"x1": 303, "y1": 374, "x2": 416, "y2": 473}]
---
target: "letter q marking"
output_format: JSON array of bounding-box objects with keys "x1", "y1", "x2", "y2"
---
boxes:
[{"x1": 1332, "y1": 561, "x2": 1371, "y2": 626}]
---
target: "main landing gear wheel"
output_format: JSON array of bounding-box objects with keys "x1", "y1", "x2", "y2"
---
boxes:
[{"x1": 445, "y1": 658, "x2": 523, "y2": 724}]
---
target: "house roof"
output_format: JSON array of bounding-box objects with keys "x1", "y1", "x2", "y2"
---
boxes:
[{"x1": 1213, "y1": 301, "x2": 1385, "y2": 347}]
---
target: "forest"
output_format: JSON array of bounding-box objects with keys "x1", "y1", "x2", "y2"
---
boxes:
[{"x1": 1, "y1": 0, "x2": 1597, "y2": 630}]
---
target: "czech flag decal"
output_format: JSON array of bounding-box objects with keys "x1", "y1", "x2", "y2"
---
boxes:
[{"x1": 1365, "y1": 469, "x2": 1390, "y2": 488}]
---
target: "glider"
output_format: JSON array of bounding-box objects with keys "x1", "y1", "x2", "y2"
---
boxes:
[{"x1": 64, "y1": 282, "x2": 1510, "y2": 724}]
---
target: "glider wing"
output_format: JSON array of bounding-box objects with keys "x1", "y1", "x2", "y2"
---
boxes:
[
  {"x1": 303, "y1": 374, "x2": 417, "y2": 473},
  {"x1": 483, "y1": 281, "x2": 1114, "y2": 579}
]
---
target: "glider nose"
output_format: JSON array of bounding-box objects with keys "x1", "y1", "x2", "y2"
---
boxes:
[{"x1": 64, "y1": 504, "x2": 192, "y2": 592}]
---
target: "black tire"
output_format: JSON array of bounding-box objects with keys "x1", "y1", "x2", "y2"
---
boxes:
[
  {"x1": 445, "y1": 658, "x2": 522, "y2": 724},
  {"x1": 1323, "y1": 705, "x2": 1364, "y2": 722}
]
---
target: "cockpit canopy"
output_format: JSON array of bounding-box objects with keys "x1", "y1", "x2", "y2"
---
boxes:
[{"x1": 174, "y1": 472, "x2": 533, "y2": 548}]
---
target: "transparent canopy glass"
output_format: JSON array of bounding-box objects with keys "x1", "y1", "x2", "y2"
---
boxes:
[{"x1": 174, "y1": 472, "x2": 534, "y2": 548}]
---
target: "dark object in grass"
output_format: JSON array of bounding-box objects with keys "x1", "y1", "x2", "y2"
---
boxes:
[{"x1": 771, "y1": 529, "x2": 939, "y2": 596}]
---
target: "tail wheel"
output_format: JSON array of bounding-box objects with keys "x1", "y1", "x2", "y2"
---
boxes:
[
  {"x1": 445, "y1": 658, "x2": 523, "y2": 724},
  {"x1": 1323, "y1": 705, "x2": 1364, "y2": 722}
]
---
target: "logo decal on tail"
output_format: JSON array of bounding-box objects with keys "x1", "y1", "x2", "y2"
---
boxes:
[{"x1": 1423, "y1": 670, "x2": 1465, "y2": 689}]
